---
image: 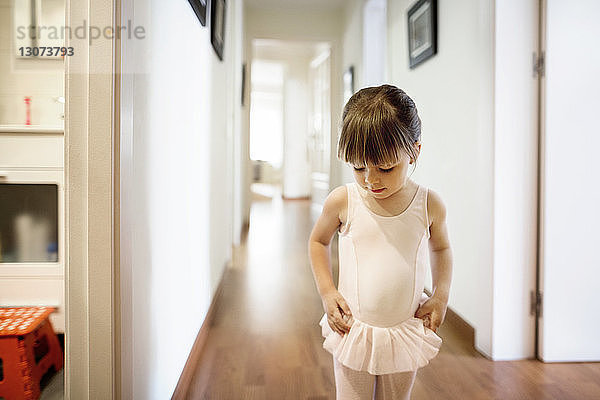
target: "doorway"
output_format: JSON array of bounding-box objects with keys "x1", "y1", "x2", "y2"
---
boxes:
[
  {"x1": 0, "y1": 0, "x2": 66, "y2": 398},
  {"x1": 249, "y1": 40, "x2": 332, "y2": 204},
  {"x1": 249, "y1": 59, "x2": 284, "y2": 199}
]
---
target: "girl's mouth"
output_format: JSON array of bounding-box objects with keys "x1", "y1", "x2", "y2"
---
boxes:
[{"x1": 370, "y1": 188, "x2": 385, "y2": 193}]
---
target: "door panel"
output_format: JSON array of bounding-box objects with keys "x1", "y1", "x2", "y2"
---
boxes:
[{"x1": 539, "y1": 0, "x2": 600, "y2": 361}]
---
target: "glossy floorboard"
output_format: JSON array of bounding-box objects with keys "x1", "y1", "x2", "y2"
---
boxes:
[{"x1": 186, "y1": 191, "x2": 600, "y2": 400}]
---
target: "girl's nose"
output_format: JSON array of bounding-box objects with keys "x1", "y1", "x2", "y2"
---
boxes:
[{"x1": 365, "y1": 170, "x2": 378, "y2": 184}]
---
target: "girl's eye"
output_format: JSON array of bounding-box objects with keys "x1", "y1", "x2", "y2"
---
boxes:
[
  {"x1": 353, "y1": 167, "x2": 365, "y2": 171},
  {"x1": 379, "y1": 167, "x2": 394, "y2": 173}
]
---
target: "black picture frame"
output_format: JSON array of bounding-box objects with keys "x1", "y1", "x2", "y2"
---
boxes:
[
  {"x1": 211, "y1": 0, "x2": 226, "y2": 61},
  {"x1": 241, "y1": 63, "x2": 247, "y2": 106},
  {"x1": 188, "y1": 0, "x2": 207, "y2": 26},
  {"x1": 407, "y1": 0, "x2": 437, "y2": 69}
]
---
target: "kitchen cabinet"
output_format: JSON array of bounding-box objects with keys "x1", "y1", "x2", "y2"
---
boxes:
[{"x1": 0, "y1": 128, "x2": 65, "y2": 333}]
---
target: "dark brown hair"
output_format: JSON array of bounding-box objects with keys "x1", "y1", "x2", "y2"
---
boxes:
[{"x1": 337, "y1": 84, "x2": 421, "y2": 167}]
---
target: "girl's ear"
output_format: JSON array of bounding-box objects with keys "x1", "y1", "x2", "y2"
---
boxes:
[{"x1": 410, "y1": 142, "x2": 422, "y2": 164}]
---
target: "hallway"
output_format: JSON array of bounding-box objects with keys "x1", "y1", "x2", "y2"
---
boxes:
[{"x1": 185, "y1": 193, "x2": 600, "y2": 400}]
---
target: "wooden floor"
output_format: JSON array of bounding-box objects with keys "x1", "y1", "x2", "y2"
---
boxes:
[{"x1": 186, "y1": 191, "x2": 600, "y2": 400}]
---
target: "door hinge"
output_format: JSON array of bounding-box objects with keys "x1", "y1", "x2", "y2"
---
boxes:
[
  {"x1": 530, "y1": 290, "x2": 543, "y2": 317},
  {"x1": 533, "y1": 52, "x2": 545, "y2": 78}
]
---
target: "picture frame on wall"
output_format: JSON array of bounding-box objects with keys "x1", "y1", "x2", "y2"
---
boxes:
[
  {"x1": 211, "y1": 0, "x2": 226, "y2": 61},
  {"x1": 241, "y1": 63, "x2": 247, "y2": 106},
  {"x1": 343, "y1": 66, "x2": 354, "y2": 105},
  {"x1": 188, "y1": 0, "x2": 207, "y2": 26},
  {"x1": 407, "y1": 0, "x2": 437, "y2": 69}
]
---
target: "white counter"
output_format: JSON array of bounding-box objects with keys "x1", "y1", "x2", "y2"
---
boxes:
[{"x1": 0, "y1": 125, "x2": 64, "y2": 134}]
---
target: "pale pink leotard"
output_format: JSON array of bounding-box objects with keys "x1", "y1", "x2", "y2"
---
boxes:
[{"x1": 319, "y1": 182, "x2": 442, "y2": 374}]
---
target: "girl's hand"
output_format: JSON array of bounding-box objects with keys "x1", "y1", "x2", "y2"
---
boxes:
[
  {"x1": 322, "y1": 290, "x2": 353, "y2": 336},
  {"x1": 414, "y1": 296, "x2": 447, "y2": 333}
]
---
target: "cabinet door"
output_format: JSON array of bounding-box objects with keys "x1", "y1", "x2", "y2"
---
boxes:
[
  {"x1": 0, "y1": 135, "x2": 64, "y2": 168},
  {"x1": 0, "y1": 278, "x2": 64, "y2": 333}
]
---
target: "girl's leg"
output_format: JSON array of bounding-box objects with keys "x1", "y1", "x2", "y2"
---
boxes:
[
  {"x1": 374, "y1": 369, "x2": 417, "y2": 400},
  {"x1": 333, "y1": 358, "x2": 376, "y2": 400}
]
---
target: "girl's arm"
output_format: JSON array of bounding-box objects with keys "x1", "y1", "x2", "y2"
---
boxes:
[
  {"x1": 415, "y1": 189, "x2": 453, "y2": 332},
  {"x1": 308, "y1": 186, "x2": 353, "y2": 335}
]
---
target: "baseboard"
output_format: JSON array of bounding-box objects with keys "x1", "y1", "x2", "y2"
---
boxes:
[
  {"x1": 423, "y1": 289, "x2": 475, "y2": 347},
  {"x1": 171, "y1": 264, "x2": 229, "y2": 400},
  {"x1": 281, "y1": 195, "x2": 310, "y2": 200},
  {"x1": 240, "y1": 220, "x2": 249, "y2": 243},
  {"x1": 444, "y1": 306, "x2": 475, "y2": 346}
]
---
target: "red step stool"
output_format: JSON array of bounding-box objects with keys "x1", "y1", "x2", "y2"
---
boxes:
[{"x1": 0, "y1": 307, "x2": 63, "y2": 400}]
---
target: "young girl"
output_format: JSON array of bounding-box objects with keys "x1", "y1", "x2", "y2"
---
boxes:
[{"x1": 308, "y1": 84, "x2": 453, "y2": 400}]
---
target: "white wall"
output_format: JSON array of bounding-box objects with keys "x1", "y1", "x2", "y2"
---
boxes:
[
  {"x1": 232, "y1": 1, "x2": 246, "y2": 246},
  {"x1": 0, "y1": 0, "x2": 64, "y2": 126},
  {"x1": 339, "y1": 0, "x2": 364, "y2": 185},
  {"x1": 362, "y1": 0, "x2": 387, "y2": 87},
  {"x1": 387, "y1": 0, "x2": 496, "y2": 356},
  {"x1": 120, "y1": 0, "x2": 242, "y2": 398},
  {"x1": 386, "y1": 0, "x2": 544, "y2": 360},
  {"x1": 540, "y1": 0, "x2": 600, "y2": 361}
]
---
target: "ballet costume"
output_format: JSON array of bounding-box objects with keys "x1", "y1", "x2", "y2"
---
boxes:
[{"x1": 319, "y1": 182, "x2": 442, "y2": 398}]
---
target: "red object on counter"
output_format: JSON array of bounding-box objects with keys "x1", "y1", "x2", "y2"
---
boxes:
[
  {"x1": 0, "y1": 307, "x2": 64, "y2": 400},
  {"x1": 24, "y1": 96, "x2": 31, "y2": 125}
]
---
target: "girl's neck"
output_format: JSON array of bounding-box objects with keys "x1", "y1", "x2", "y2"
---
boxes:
[
  {"x1": 359, "y1": 179, "x2": 418, "y2": 215},
  {"x1": 373, "y1": 179, "x2": 415, "y2": 201}
]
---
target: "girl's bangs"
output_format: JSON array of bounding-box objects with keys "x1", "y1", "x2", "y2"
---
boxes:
[{"x1": 339, "y1": 114, "x2": 404, "y2": 167}]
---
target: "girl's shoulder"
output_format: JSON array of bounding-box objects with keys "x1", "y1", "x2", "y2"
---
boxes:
[
  {"x1": 425, "y1": 188, "x2": 447, "y2": 226},
  {"x1": 326, "y1": 185, "x2": 349, "y2": 205},
  {"x1": 325, "y1": 185, "x2": 350, "y2": 225}
]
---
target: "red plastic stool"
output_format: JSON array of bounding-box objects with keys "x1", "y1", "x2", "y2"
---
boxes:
[{"x1": 0, "y1": 307, "x2": 63, "y2": 400}]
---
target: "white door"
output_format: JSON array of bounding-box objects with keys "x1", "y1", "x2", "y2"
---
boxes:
[
  {"x1": 308, "y1": 49, "x2": 331, "y2": 208},
  {"x1": 538, "y1": 0, "x2": 600, "y2": 361}
]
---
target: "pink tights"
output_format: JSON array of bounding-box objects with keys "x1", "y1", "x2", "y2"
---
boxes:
[{"x1": 333, "y1": 359, "x2": 417, "y2": 400}]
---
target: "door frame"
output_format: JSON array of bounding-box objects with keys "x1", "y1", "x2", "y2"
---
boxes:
[
  {"x1": 534, "y1": 0, "x2": 546, "y2": 360},
  {"x1": 64, "y1": 0, "x2": 120, "y2": 397},
  {"x1": 308, "y1": 47, "x2": 331, "y2": 210}
]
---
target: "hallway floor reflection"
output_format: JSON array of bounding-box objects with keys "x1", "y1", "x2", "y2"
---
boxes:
[{"x1": 187, "y1": 189, "x2": 600, "y2": 399}]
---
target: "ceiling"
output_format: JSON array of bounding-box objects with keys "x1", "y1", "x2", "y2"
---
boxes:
[
  {"x1": 244, "y1": 0, "x2": 346, "y2": 11},
  {"x1": 253, "y1": 39, "x2": 330, "y2": 59}
]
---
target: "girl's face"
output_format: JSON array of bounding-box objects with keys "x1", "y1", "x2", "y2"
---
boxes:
[{"x1": 352, "y1": 152, "x2": 412, "y2": 200}]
